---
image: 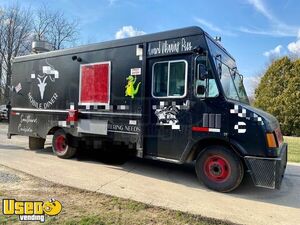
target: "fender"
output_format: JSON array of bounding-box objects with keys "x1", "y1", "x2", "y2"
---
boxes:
[{"x1": 180, "y1": 136, "x2": 246, "y2": 163}]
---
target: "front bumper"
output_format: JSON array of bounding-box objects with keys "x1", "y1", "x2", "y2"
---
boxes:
[{"x1": 244, "y1": 143, "x2": 288, "y2": 189}]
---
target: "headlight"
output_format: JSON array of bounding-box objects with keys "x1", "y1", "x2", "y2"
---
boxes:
[{"x1": 266, "y1": 132, "x2": 277, "y2": 148}]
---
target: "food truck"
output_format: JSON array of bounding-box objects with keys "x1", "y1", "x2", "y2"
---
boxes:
[{"x1": 8, "y1": 26, "x2": 287, "y2": 192}]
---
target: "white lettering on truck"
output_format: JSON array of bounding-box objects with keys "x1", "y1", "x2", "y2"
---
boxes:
[{"x1": 148, "y1": 38, "x2": 192, "y2": 56}]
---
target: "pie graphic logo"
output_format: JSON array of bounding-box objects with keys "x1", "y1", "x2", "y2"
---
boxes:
[{"x1": 31, "y1": 62, "x2": 59, "y2": 100}]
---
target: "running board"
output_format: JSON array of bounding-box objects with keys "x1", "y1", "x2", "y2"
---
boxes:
[{"x1": 144, "y1": 156, "x2": 182, "y2": 164}]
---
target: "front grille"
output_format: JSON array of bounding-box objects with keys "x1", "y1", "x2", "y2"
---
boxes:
[
  {"x1": 245, "y1": 144, "x2": 287, "y2": 189},
  {"x1": 245, "y1": 158, "x2": 277, "y2": 188}
]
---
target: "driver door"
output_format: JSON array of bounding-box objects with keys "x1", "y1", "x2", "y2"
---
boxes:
[{"x1": 144, "y1": 55, "x2": 192, "y2": 160}]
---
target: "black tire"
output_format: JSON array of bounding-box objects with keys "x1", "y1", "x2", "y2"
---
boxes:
[
  {"x1": 29, "y1": 137, "x2": 45, "y2": 150},
  {"x1": 52, "y1": 129, "x2": 77, "y2": 159},
  {"x1": 195, "y1": 145, "x2": 244, "y2": 192}
]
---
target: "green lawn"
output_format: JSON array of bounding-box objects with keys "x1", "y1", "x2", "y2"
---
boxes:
[{"x1": 284, "y1": 136, "x2": 300, "y2": 163}]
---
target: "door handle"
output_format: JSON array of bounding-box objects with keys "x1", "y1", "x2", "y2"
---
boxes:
[{"x1": 183, "y1": 100, "x2": 191, "y2": 109}]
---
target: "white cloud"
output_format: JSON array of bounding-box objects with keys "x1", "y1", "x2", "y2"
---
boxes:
[
  {"x1": 194, "y1": 17, "x2": 236, "y2": 36},
  {"x1": 298, "y1": 30, "x2": 300, "y2": 39},
  {"x1": 247, "y1": 0, "x2": 274, "y2": 21},
  {"x1": 195, "y1": 18, "x2": 223, "y2": 33},
  {"x1": 288, "y1": 40, "x2": 300, "y2": 55},
  {"x1": 260, "y1": 29, "x2": 300, "y2": 58},
  {"x1": 115, "y1": 26, "x2": 145, "y2": 39},
  {"x1": 244, "y1": 0, "x2": 299, "y2": 37},
  {"x1": 263, "y1": 45, "x2": 282, "y2": 58},
  {"x1": 243, "y1": 76, "x2": 261, "y2": 97},
  {"x1": 108, "y1": 0, "x2": 118, "y2": 6},
  {"x1": 239, "y1": 27, "x2": 295, "y2": 37},
  {"x1": 287, "y1": 31, "x2": 300, "y2": 55}
]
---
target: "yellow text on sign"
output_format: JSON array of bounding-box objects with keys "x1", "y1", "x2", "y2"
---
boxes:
[{"x1": 2, "y1": 199, "x2": 44, "y2": 215}]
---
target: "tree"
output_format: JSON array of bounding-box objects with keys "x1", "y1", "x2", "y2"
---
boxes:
[
  {"x1": 0, "y1": 3, "x2": 79, "y2": 103},
  {"x1": 33, "y1": 5, "x2": 78, "y2": 50},
  {"x1": 33, "y1": 4, "x2": 53, "y2": 42},
  {"x1": 254, "y1": 57, "x2": 300, "y2": 136},
  {"x1": 0, "y1": 3, "x2": 32, "y2": 101}
]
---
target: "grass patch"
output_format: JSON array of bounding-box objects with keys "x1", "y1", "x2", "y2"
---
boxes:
[
  {"x1": 285, "y1": 136, "x2": 300, "y2": 163},
  {"x1": 43, "y1": 195, "x2": 235, "y2": 225},
  {"x1": 54, "y1": 212, "x2": 233, "y2": 225},
  {"x1": 61, "y1": 215, "x2": 105, "y2": 225},
  {"x1": 110, "y1": 196, "x2": 148, "y2": 212},
  {"x1": 0, "y1": 215, "x2": 19, "y2": 225}
]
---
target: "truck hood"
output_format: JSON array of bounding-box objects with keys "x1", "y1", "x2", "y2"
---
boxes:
[{"x1": 240, "y1": 103, "x2": 279, "y2": 131}]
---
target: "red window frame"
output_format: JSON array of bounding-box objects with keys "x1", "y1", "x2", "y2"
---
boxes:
[{"x1": 79, "y1": 61, "x2": 111, "y2": 107}]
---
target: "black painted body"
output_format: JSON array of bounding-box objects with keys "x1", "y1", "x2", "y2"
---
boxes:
[{"x1": 8, "y1": 26, "x2": 285, "y2": 165}]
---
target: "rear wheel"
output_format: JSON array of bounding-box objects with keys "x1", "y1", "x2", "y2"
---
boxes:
[
  {"x1": 195, "y1": 145, "x2": 244, "y2": 192},
  {"x1": 52, "y1": 129, "x2": 77, "y2": 159}
]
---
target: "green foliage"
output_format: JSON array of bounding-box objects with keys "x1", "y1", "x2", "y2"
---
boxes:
[
  {"x1": 0, "y1": 215, "x2": 19, "y2": 224},
  {"x1": 285, "y1": 136, "x2": 300, "y2": 162},
  {"x1": 254, "y1": 57, "x2": 300, "y2": 136},
  {"x1": 64, "y1": 215, "x2": 106, "y2": 225}
]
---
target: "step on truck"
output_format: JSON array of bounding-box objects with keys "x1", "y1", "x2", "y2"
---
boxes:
[{"x1": 8, "y1": 26, "x2": 287, "y2": 192}]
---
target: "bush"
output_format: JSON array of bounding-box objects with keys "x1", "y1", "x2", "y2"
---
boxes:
[{"x1": 254, "y1": 57, "x2": 300, "y2": 136}]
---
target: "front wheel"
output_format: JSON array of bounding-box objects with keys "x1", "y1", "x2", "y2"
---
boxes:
[
  {"x1": 52, "y1": 129, "x2": 77, "y2": 159},
  {"x1": 195, "y1": 145, "x2": 244, "y2": 192}
]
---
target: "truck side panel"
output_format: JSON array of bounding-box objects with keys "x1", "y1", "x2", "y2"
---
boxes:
[{"x1": 9, "y1": 44, "x2": 143, "y2": 146}]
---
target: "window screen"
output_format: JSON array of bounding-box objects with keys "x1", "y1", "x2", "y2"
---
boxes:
[{"x1": 152, "y1": 60, "x2": 187, "y2": 98}]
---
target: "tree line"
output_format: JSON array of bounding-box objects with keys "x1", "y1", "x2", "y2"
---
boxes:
[
  {"x1": 254, "y1": 57, "x2": 300, "y2": 136},
  {"x1": 0, "y1": 3, "x2": 79, "y2": 103}
]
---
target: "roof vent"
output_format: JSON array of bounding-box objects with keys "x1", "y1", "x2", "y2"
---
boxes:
[
  {"x1": 32, "y1": 40, "x2": 52, "y2": 53},
  {"x1": 215, "y1": 36, "x2": 222, "y2": 42}
]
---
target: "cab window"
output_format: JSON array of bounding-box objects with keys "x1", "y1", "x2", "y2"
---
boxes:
[
  {"x1": 152, "y1": 60, "x2": 187, "y2": 98},
  {"x1": 195, "y1": 56, "x2": 219, "y2": 98}
]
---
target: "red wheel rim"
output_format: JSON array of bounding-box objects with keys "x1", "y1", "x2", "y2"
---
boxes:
[
  {"x1": 204, "y1": 155, "x2": 231, "y2": 182},
  {"x1": 55, "y1": 135, "x2": 67, "y2": 153}
]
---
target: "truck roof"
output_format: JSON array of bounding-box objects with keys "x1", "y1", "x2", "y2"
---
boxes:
[{"x1": 14, "y1": 26, "x2": 233, "y2": 62}]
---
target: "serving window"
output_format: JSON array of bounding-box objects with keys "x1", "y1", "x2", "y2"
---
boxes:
[{"x1": 79, "y1": 61, "x2": 111, "y2": 106}]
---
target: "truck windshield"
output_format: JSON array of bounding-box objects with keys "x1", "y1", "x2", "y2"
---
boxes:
[
  {"x1": 232, "y1": 70, "x2": 249, "y2": 104},
  {"x1": 205, "y1": 35, "x2": 249, "y2": 104},
  {"x1": 217, "y1": 59, "x2": 249, "y2": 104}
]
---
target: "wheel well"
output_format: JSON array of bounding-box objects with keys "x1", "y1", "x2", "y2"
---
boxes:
[
  {"x1": 48, "y1": 126, "x2": 62, "y2": 135},
  {"x1": 186, "y1": 138, "x2": 243, "y2": 162}
]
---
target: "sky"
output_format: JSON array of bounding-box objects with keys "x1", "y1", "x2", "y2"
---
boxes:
[{"x1": 1, "y1": 0, "x2": 300, "y2": 96}]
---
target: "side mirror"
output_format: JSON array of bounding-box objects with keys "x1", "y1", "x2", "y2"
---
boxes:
[
  {"x1": 198, "y1": 64, "x2": 208, "y2": 80},
  {"x1": 196, "y1": 84, "x2": 206, "y2": 96}
]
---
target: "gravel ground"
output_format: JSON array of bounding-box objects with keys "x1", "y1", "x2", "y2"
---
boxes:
[
  {"x1": 0, "y1": 171, "x2": 20, "y2": 183},
  {"x1": 0, "y1": 165, "x2": 235, "y2": 225}
]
